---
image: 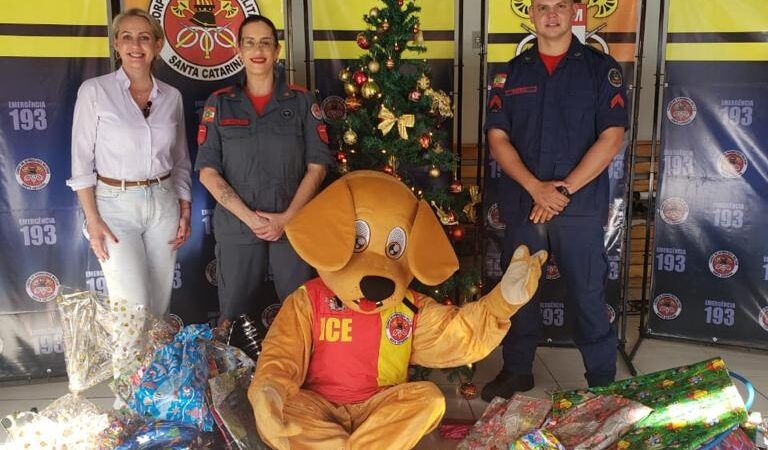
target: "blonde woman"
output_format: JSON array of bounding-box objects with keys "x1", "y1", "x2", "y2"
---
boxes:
[{"x1": 67, "y1": 9, "x2": 191, "y2": 323}]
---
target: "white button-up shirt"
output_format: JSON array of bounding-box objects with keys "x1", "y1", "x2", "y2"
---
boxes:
[{"x1": 67, "y1": 67, "x2": 192, "y2": 201}]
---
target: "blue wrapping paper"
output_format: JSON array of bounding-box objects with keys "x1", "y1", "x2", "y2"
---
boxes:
[{"x1": 130, "y1": 324, "x2": 214, "y2": 431}]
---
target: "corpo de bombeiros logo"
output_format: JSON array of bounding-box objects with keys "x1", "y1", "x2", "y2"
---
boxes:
[
  {"x1": 15, "y1": 158, "x2": 51, "y2": 190},
  {"x1": 667, "y1": 97, "x2": 697, "y2": 125},
  {"x1": 718, "y1": 150, "x2": 748, "y2": 179},
  {"x1": 653, "y1": 293, "x2": 682, "y2": 320},
  {"x1": 149, "y1": 0, "x2": 259, "y2": 81},
  {"x1": 26, "y1": 271, "x2": 60, "y2": 302},
  {"x1": 708, "y1": 250, "x2": 739, "y2": 278}
]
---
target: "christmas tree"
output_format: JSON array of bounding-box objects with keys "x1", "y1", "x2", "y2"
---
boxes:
[{"x1": 329, "y1": 0, "x2": 480, "y2": 387}]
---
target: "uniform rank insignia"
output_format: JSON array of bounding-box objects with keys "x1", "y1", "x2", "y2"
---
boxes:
[
  {"x1": 316, "y1": 123, "x2": 329, "y2": 144},
  {"x1": 488, "y1": 94, "x2": 503, "y2": 112},
  {"x1": 610, "y1": 93, "x2": 625, "y2": 109}
]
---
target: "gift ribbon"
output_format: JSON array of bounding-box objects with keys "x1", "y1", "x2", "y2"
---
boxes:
[{"x1": 377, "y1": 105, "x2": 415, "y2": 140}]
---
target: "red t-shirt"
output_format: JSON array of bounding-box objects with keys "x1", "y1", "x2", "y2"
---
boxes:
[
  {"x1": 540, "y1": 51, "x2": 567, "y2": 75},
  {"x1": 247, "y1": 91, "x2": 272, "y2": 115}
]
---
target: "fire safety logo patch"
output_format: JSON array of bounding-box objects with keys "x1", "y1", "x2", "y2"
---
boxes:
[
  {"x1": 385, "y1": 312, "x2": 412, "y2": 345},
  {"x1": 149, "y1": 0, "x2": 260, "y2": 81}
]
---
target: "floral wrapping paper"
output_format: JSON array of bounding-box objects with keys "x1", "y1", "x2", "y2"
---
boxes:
[
  {"x1": 513, "y1": 429, "x2": 565, "y2": 450},
  {"x1": 130, "y1": 324, "x2": 215, "y2": 431},
  {"x1": 458, "y1": 394, "x2": 552, "y2": 450},
  {"x1": 546, "y1": 395, "x2": 652, "y2": 450},
  {"x1": 551, "y1": 357, "x2": 748, "y2": 450}
]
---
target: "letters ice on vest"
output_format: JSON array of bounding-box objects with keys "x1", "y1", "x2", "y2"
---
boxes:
[{"x1": 248, "y1": 170, "x2": 548, "y2": 450}]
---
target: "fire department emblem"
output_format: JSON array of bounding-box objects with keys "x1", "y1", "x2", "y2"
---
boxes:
[
  {"x1": 15, "y1": 158, "x2": 50, "y2": 190},
  {"x1": 653, "y1": 293, "x2": 681, "y2": 320},
  {"x1": 708, "y1": 250, "x2": 738, "y2": 278},
  {"x1": 545, "y1": 259, "x2": 561, "y2": 280},
  {"x1": 385, "y1": 312, "x2": 412, "y2": 345},
  {"x1": 758, "y1": 306, "x2": 768, "y2": 333},
  {"x1": 659, "y1": 197, "x2": 689, "y2": 225},
  {"x1": 667, "y1": 97, "x2": 697, "y2": 126},
  {"x1": 205, "y1": 259, "x2": 218, "y2": 286},
  {"x1": 150, "y1": 0, "x2": 260, "y2": 81},
  {"x1": 718, "y1": 150, "x2": 748, "y2": 179},
  {"x1": 486, "y1": 203, "x2": 506, "y2": 230},
  {"x1": 25, "y1": 271, "x2": 60, "y2": 303},
  {"x1": 606, "y1": 304, "x2": 616, "y2": 324},
  {"x1": 262, "y1": 303, "x2": 281, "y2": 329}
]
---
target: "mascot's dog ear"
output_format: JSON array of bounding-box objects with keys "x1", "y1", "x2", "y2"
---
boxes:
[
  {"x1": 407, "y1": 199, "x2": 459, "y2": 285},
  {"x1": 286, "y1": 177, "x2": 356, "y2": 272}
]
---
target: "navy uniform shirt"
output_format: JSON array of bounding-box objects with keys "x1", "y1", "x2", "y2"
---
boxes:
[
  {"x1": 195, "y1": 71, "x2": 333, "y2": 244},
  {"x1": 485, "y1": 36, "x2": 629, "y2": 226}
]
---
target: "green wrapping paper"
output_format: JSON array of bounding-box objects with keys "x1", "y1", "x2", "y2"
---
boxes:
[{"x1": 551, "y1": 357, "x2": 748, "y2": 450}]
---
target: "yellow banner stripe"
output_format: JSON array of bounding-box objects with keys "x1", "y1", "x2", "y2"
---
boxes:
[
  {"x1": 666, "y1": 43, "x2": 768, "y2": 62},
  {"x1": 6, "y1": 0, "x2": 108, "y2": 25},
  {"x1": 314, "y1": 40, "x2": 453, "y2": 60},
  {"x1": 0, "y1": 36, "x2": 110, "y2": 58},
  {"x1": 257, "y1": 0, "x2": 287, "y2": 29},
  {"x1": 668, "y1": 0, "x2": 768, "y2": 33},
  {"x1": 313, "y1": 0, "x2": 453, "y2": 30}
]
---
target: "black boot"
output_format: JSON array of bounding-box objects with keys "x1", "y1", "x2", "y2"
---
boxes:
[{"x1": 480, "y1": 371, "x2": 535, "y2": 402}]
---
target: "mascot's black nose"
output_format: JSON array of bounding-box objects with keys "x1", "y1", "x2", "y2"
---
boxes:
[{"x1": 360, "y1": 276, "x2": 395, "y2": 301}]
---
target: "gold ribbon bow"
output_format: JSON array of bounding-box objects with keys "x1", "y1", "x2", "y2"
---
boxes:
[
  {"x1": 424, "y1": 88, "x2": 454, "y2": 118},
  {"x1": 463, "y1": 185, "x2": 481, "y2": 224},
  {"x1": 377, "y1": 105, "x2": 415, "y2": 140}
]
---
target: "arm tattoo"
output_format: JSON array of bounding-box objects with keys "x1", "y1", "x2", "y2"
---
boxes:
[{"x1": 218, "y1": 182, "x2": 236, "y2": 206}]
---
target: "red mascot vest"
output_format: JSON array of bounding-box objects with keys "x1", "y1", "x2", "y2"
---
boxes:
[{"x1": 303, "y1": 278, "x2": 419, "y2": 404}]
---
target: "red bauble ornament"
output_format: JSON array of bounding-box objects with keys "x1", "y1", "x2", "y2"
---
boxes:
[
  {"x1": 442, "y1": 297, "x2": 454, "y2": 306},
  {"x1": 412, "y1": 23, "x2": 420, "y2": 34},
  {"x1": 449, "y1": 225, "x2": 465, "y2": 242},
  {"x1": 394, "y1": 42, "x2": 401, "y2": 52},
  {"x1": 408, "y1": 89, "x2": 422, "y2": 102},
  {"x1": 449, "y1": 179, "x2": 463, "y2": 194},
  {"x1": 397, "y1": 0, "x2": 404, "y2": 6},
  {"x1": 356, "y1": 33, "x2": 370, "y2": 49},
  {"x1": 383, "y1": 164, "x2": 395, "y2": 175},
  {"x1": 335, "y1": 151, "x2": 347, "y2": 163},
  {"x1": 418, "y1": 133, "x2": 432, "y2": 149},
  {"x1": 352, "y1": 70, "x2": 368, "y2": 86},
  {"x1": 345, "y1": 96, "x2": 362, "y2": 111},
  {"x1": 460, "y1": 382, "x2": 478, "y2": 400}
]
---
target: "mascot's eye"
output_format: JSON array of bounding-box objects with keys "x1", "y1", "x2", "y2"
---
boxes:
[
  {"x1": 354, "y1": 220, "x2": 370, "y2": 252},
  {"x1": 385, "y1": 227, "x2": 406, "y2": 259}
]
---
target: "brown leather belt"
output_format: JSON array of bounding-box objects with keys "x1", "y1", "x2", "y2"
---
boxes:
[{"x1": 97, "y1": 173, "x2": 171, "y2": 187}]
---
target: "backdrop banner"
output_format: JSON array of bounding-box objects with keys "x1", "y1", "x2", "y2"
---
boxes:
[
  {"x1": 648, "y1": 0, "x2": 768, "y2": 349},
  {"x1": 482, "y1": 0, "x2": 640, "y2": 344},
  {"x1": 0, "y1": 0, "x2": 112, "y2": 379}
]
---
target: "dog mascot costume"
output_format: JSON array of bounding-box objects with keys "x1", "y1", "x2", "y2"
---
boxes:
[{"x1": 249, "y1": 170, "x2": 546, "y2": 449}]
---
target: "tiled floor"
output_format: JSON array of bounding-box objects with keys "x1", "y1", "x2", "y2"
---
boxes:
[{"x1": 1, "y1": 317, "x2": 766, "y2": 449}]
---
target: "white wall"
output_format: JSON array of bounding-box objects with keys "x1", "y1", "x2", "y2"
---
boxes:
[{"x1": 286, "y1": 0, "x2": 663, "y2": 144}]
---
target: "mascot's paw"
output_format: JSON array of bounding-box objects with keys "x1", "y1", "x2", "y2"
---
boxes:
[
  {"x1": 250, "y1": 385, "x2": 302, "y2": 450},
  {"x1": 500, "y1": 245, "x2": 547, "y2": 305}
]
